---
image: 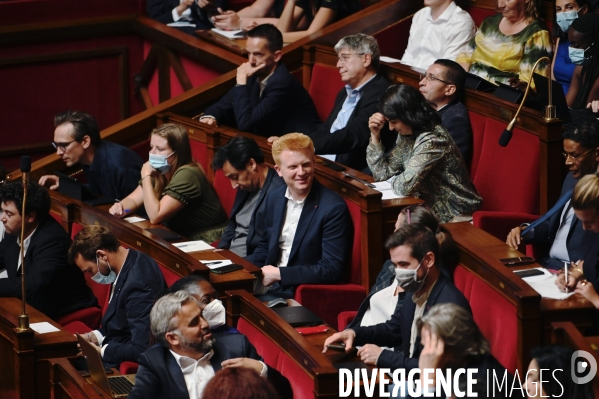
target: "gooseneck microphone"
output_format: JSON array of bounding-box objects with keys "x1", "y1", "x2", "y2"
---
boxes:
[{"x1": 17, "y1": 155, "x2": 31, "y2": 331}]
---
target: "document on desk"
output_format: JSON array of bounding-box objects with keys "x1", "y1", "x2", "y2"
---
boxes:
[
  {"x1": 167, "y1": 22, "x2": 196, "y2": 27},
  {"x1": 124, "y1": 216, "x2": 146, "y2": 223},
  {"x1": 172, "y1": 240, "x2": 214, "y2": 253},
  {"x1": 200, "y1": 260, "x2": 233, "y2": 269},
  {"x1": 372, "y1": 181, "x2": 407, "y2": 200},
  {"x1": 211, "y1": 28, "x2": 244, "y2": 39},
  {"x1": 30, "y1": 322, "x2": 60, "y2": 334},
  {"x1": 517, "y1": 268, "x2": 574, "y2": 300},
  {"x1": 380, "y1": 56, "x2": 404, "y2": 64}
]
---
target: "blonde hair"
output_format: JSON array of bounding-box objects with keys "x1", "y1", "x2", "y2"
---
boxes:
[
  {"x1": 271, "y1": 133, "x2": 314, "y2": 166},
  {"x1": 149, "y1": 123, "x2": 202, "y2": 198},
  {"x1": 524, "y1": 0, "x2": 540, "y2": 23},
  {"x1": 572, "y1": 172, "x2": 599, "y2": 211}
]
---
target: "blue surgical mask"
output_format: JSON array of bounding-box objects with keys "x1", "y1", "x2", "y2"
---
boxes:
[
  {"x1": 556, "y1": 9, "x2": 579, "y2": 32},
  {"x1": 92, "y1": 256, "x2": 117, "y2": 285},
  {"x1": 148, "y1": 152, "x2": 175, "y2": 174},
  {"x1": 569, "y1": 44, "x2": 592, "y2": 65}
]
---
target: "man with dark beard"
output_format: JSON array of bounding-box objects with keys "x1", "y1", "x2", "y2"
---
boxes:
[{"x1": 129, "y1": 291, "x2": 289, "y2": 399}]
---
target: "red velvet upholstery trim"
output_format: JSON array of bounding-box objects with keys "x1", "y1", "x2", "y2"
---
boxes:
[
  {"x1": 119, "y1": 361, "x2": 139, "y2": 375},
  {"x1": 473, "y1": 118, "x2": 539, "y2": 214},
  {"x1": 453, "y1": 265, "x2": 473, "y2": 301},
  {"x1": 337, "y1": 310, "x2": 357, "y2": 332},
  {"x1": 63, "y1": 321, "x2": 92, "y2": 335},
  {"x1": 71, "y1": 222, "x2": 85, "y2": 239},
  {"x1": 473, "y1": 211, "x2": 538, "y2": 244},
  {"x1": 158, "y1": 264, "x2": 181, "y2": 288},
  {"x1": 237, "y1": 318, "x2": 281, "y2": 371},
  {"x1": 467, "y1": 111, "x2": 487, "y2": 180},
  {"x1": 308, "y1": 64, "x2": 345, "y2": 122},
  {"x1": 57, "y1": 307, "x2": 102, "y2": 330},
  {"x1": 189, "y1": 140, "x2": 208, "y2": 171},
  {"x1": 344, "y1": 198, "x2": 362, "y2": 285},
  {"x1": 279, "y1": 355, "x2": 315, "y2": 399},
  {"x1": 50, "y1": 212, "x2": 63, "y2": 226},
  {"x1": 373, "y1": 18, "x2": 412, "y2": 60},
  {"x1": 295, "y1": 284, "x2": 365, "y2": 330},
  {"x1": 213, "y1": 169, "x2": 236, "y2": 217}
]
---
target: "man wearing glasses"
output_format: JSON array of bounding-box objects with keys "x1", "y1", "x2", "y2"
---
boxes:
[
  {"x1": 269, "y1": 34, "x2": 391, "y2": 172},
  {"x1": 38, "y1": 110, "x2": 143, "y2": 201},
  {"x1": 419, "y1": 59, "x2": 472, "y2": 166},
  {"x1": 506, "y1": 117, "x2": 599, "y2": 270}
]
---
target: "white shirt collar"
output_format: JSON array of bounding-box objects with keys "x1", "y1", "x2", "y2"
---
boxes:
[
  {"x1": 346, "y1": 73, "x2": 378, "y2": 93},
  {"x1": 17, "y1": 226, "x2": 37, "y2": 250},
  {"x1": 426, "y1": 1, "x2": 457, "y2": 22},
  {"x1": 170, "y1": 348, "x2": 214, "y2": 368},
  {"x1": 284, "y1": 187, "x2": 309, "y2": 204}
]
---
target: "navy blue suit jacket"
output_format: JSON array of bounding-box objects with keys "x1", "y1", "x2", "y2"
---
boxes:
[
  {"x1": 0, "y1": 217, "x2": 97, "y2": 320},
  {"x1": 352, "y1": 273, "x2": 470, "y2": 371},
  {"x1": 246, "y1": 178, "x2": 352, "y2": 288},
  {"x1": 309, "y1": 74, "x2": 391, "y2": 172},
  {"x1": 203, "y1": 63, "x2": 321, "y2": 137},
  {"x1": 524, "y1": 172, "x2": 598, "y2": 269},
  {"x1": 218, "y1": 168, "x2": 285, "y2": 256},
  {"x1": 81, "y1": 140, "x2": 143, "y2": 201},
  {"x1": 146, "y1": 0, "x2": 225, "y2": 29},
  {"x1": 98, "y1": 250, "x2": 166, "y2": 368},
  {"x1": 130, "y1": 334, "x2": 291, "y2": 399},
  {"x1": 438, "y1": 100, "x2": 473, "y2": 167}
]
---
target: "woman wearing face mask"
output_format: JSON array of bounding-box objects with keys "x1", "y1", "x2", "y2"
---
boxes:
[
  {"x1": 552, "y1": 0, "x2": 589, "y2": 96},
  {"x1": 566, "y1": 13, "x2": 599, "y2": 111},
  {"x1": 109, "y1": 123, "x2": 228, "y2": 242}
]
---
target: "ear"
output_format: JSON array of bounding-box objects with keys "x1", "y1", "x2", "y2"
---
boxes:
[
  {"x1": 81, "y1": 135, "x2": 91, "y2": 150},
  {"x1": 274, "y1": 164, "x2": 282, "y2": 177},
  {"x1": 247, "y1": 158, "x2": 257, "y2": 171},
  {"x1": 444, "y1": 84, "x2": 457, "y2": 97},
  {"x1": 25, "y1": 211, "x2": 37, "y2": 224},
  {"x1": 363, "y1": 53, "x2": 372, "y2": 69},
  {"x1": 579, "y1": 4, "x2": 588, "y2": 15},
  {"x1": 594, "y1": 147, "x2": 599, "y2": 163},
  {"x1": 95, "y1": 249, "x2": 108, "y2": 261},
  {"x1": 423, "y1": 251, "x2": 436, "y2": 269},
  {"x1": 273, "y1": 50, "x2": 283, "y2": 63},
  {"x1": 165, "y1": 331, "x2": 180, "y2": 347}
]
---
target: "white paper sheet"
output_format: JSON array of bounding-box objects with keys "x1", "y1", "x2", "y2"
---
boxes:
[
  {"x1": 518, "y1": 268, "x2": 574, "y2": 300},
  {"x1": 372, "y1": 181, "x2": 407, "y2": 200},
  {"x1": 211, "y1": 28, "x2": 244, "y2": 39},
  {"x1": 124, "y1": 216, "x2": 146, "y2": 223},
  {"x1": 380, "y1": 56, "x2": 404, "y2": 64},
  {"x1": 173, "y1": 240, "x2": 214, "y2": 252},
  {"x1": 30, "y1": 322, "x2": 60, "y2": 334},
  {"x1": 200, "y1": 260, "x2": 233, "y2": 269},
  {"x1": 167, "y1": 22, "x2": 196, "y2": 27}
]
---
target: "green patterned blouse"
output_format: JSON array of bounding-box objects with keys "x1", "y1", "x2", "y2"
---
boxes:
[
  {"x1": 367, "y1": 126, "x2": 482, "y2": 223},
  {"x1": 456, "y1": 14, "x2": 553, "y2": 87}
]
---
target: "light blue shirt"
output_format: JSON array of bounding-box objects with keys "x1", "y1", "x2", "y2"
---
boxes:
[{"x1": 322, "y1": 74, "x2": 377, "y2": 162}]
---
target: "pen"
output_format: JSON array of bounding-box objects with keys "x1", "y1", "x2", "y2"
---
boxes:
[
  {"x1": 564, "y1": 262, "x2": 568, "y2": 292},
  {"x1": 342, "y1": 172, "x2": 376, "y2": 188},
  {"x1": 203, "y1": 260, "x2": 225, "y2": 265}
]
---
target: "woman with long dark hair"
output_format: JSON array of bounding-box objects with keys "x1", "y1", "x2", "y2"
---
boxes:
[{"x1": 367, "y1": 84, "x2": 481, "y2": 223}]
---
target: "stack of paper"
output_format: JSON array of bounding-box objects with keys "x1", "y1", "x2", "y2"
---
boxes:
[
  {"x1": 517, "y1": 268, "x2": 574, "y2": 300},
  {"x1": 372, "y1": 181, "x2": 407, "y2": 200},
  {"x1": 211, "y1": 28, "x2": 244, "y2": 39},
  {"x1": 172, "y1": 240, "x2": 214, "y2": 253}
]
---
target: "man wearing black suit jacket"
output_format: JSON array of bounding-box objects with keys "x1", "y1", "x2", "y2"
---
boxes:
[
  {"x1": 199, "y1": 24, "x2": 320, "y2": 137},
  {"x1": 0, "y1": 181, "x2": 96, "y2": 320},
  {"x1": 419, "y1": 59, "x2": 472, "y2": 166},
  {"x1": 306, "y1": 34, "x2": 391, "y2": 172},
  {"x1": 130, "y1": 291, "x2": 290, "y2": 399},
  {"x1": 69, "y1": 225, "x2": 166, "y2": 369},
  {"x1": 246, "y1": 133, "x2": 352, "y2": 300},
  {"x1": 324, "y1": 224, "x2": 470, "y2": 371},
  {"x1": 212, "y1": 136, "x2": 284, "y2": 257},
  {"x1": 507, "y1": 118, "x2": 599, "y2": 271}
]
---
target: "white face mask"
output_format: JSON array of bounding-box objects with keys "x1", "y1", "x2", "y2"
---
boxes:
[
  {"x1": 202, "y1": 299, "x2": 226, "y2": 329},
  {"x1": 556, "y1": 9, "x2": 579, "y2": 32},
  {"x1": 92, "y1": 256, "x2": 117, "y2": 285},
  {"x1": 394, "y1": 260, "x2": 428, "y2": 292},
  {"x1": 148, "y1": 152, "x2": 175, "y2": 174}
]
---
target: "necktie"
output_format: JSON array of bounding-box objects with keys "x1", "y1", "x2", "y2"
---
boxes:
[{"x1": 521, "y1": 188, "x2": 573, "y2": 237}]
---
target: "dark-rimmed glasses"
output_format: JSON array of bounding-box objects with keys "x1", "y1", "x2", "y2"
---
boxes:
[
  {"x1": 419, "y1": 73, "x2": 451, "y2": 85},
  {"x1": 52, "y1": 139, "x2": 77, "y2": 152}
]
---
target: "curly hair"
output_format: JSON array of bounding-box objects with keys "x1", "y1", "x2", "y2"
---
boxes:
[{"x1": 0, "y1": 181, "x2": 50, "y2": 220}]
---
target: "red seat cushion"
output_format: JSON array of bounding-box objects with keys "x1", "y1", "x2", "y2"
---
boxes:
[
  {"x1": 337, "y1": 311, "x2": 357, "y2": 331},
  {"x1": 213, "y1": 169, "x2": 236, "y2": 217},
  {"x1": 308, "y1": 64, "x2": 345, "y2": 122},
  {"x1": 467, "y1": 111, "x2": 487, "y2": 179},
  {"x1": 57, "y1": 307, "x2": 102, "y2": 330},
  {"x1": 158, "y1": 264, "x2": 182, "y2": 288},
  {"x1": 63, "y1": 321, "x2": 92, "y2": 335},
  {"x1": 237, "y1": 318, "x2": 281, "y2": 368},
  {"x1": 279, "y1": 355, "x2": 315, "y2": 399},
  {"x1": 119, "y1": 361, "x2": 139, "y2": 375},
  {"x1": 190, "y1": 139, "x2": 208, "y2": 171}
]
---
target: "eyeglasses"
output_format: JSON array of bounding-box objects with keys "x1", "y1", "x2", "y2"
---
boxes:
[
  {"x1": 52, "y1": 139, "x2": 77, "y2": 152},
  {"x1": 337, "y1": 53, "x2": 365, "y2": 64},
  {"x1": 419, "y1": 73, "x2": 451, "y2": 85},
  {"x1": 562, "y1": 147, "x2": 593, "y2": 161}
]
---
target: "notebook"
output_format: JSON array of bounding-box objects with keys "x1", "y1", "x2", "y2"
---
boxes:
[
  {"x1": 271, "y1": 306, "x2": 324, "y2": 327},
  {"x1": 77, "y1": 334, "x2": 136, "y2": 398}
]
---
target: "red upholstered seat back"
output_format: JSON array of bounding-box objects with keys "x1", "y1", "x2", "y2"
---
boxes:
[
  {"x1": 237, "y1": 317, "x2": 314, "y2": 399},
  {"x1": 50, "y1": 212, "x2": 63, "y2": 226},
  {"x1": 467, "y1": 111, "x2": 487, "y2": 180},
  {"x1": 373, "y1": 18, "x2": 412, "y2": 60},
  {"x1": 344, "y1": 198, "x2": 362, "y2": 285},
  {"x1": 453, "y1": 265, "x2": 518, "y2": 373},
  {"x1": 159, "y1": 264, "x2": 182, "y2": 287},
  {"x1": 464, "y1": 7, "x2": 497, "y2": 26},
  {"x1": 213, "y1": 169, "x2": 236, "y2": 217},
  {"x1": 189, "y1": 139, "x2": 208, "y2": 171},
  {"x1": 309, "y1": 64, "x2": 345, "y2": 122},
  {"x1": 472, "y1": 118, "x2": 539, "y2": 214}
]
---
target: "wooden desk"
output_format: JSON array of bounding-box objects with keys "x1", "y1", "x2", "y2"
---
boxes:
[
  {"x1": 444, "y1": 223, "x2": 595, "y2": 342},
  {"x1": 46, "y1": 357, "x2": 106, "y2": 399},
  {"x1": 0, "y1": 297, "x2": 79, "y2": 399}
]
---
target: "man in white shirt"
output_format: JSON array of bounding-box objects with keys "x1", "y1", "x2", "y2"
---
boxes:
[
  {"x1": 246, "y1": 133, "x2": 353, "y2": 300},
  {"x1": 129, "y1": 291, "x2": 291, "y2": 399},
  {"x1": 401, "y1": 0, "x2": 476, "y2": 70}
]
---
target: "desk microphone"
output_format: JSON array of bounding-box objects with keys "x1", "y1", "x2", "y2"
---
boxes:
[{"x1": 17, "y1": 155, "x2": 31, "y2": 331}]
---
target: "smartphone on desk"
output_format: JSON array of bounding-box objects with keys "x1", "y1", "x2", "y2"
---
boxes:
[{"x1": 211, "y1": 264, "x2": 244, "y2": 274}]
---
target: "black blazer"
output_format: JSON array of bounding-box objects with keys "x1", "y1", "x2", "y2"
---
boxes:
[
  {"x1": 130, "y1": 334, "x2": 291, "y2": 399},
  {"x1": 146, "y1": 0, "x2": 225, "y2": 29},
  {"x1": 246, "y1": 178, "x2": 353, "y2": 288},
  {"x1": 309, "y1": 74, "x2": 391, "y2": 171},
  {"x1": 203, "y1": 63, "x2": 321, "y2": 137},
  {"x1": 0, "y1": 217, "x2": 97, "y2": 320},
  {"x1": 525, "y1": 173, "x2": 598, "y2": 269},
  {"x1": 218, "y1": 168, "x2": 285, "y2": 256},
  {"x1": 438, "y1": 100, "x2": 473, "y2": 167},
  {"x1": 352, "y1": 273, "x2": 470, "y2": 371},
  {"x1": 98, "y1": 250, "x2": 166, "y2": 368}
]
